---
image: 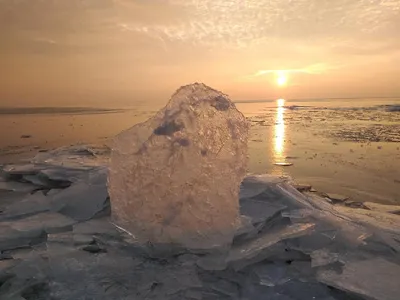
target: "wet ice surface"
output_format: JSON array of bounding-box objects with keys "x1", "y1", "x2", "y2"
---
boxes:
[
  {"x1": 247, "y1": 103, "x2": 400, "y2": 143},
  {"x1": 244, "y1": 100, "x2": 400, "y2": 204},
  {"x1": 0, "y1": 145, "x2": 400, "y2": 300}
]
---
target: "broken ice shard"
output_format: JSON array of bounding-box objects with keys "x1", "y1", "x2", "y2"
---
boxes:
[{"x1": 108, "y1": 83, "x2": 249, "y2": 249}]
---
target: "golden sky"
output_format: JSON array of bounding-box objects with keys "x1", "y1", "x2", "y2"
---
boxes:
[{"x1": 1, "y1": 0, "x2": 399, "y2": 106}]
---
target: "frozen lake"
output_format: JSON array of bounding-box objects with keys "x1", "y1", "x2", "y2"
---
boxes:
[{"x1": 1, "y1": 97, "x2": 399, "y2": 204}]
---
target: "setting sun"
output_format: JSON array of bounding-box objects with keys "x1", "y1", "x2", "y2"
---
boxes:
[{"x1": 276, "y1": 72, "x2": 288, "y2": 86}]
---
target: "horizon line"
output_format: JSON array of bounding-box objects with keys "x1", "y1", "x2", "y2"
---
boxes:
[
  {"x1": 234, "y1": 96, "x2": 400, "y2": 103},
  {"x1": 0, "y1": 95, "x2": 399, "y2": 110}
]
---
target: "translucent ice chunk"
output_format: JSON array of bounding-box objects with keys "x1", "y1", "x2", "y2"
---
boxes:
[
  {"x1": 363, "y1": 202, "x2": 400, "y2": 215},
  {"x1": 51, "y1": 181, "x2": 109, "y2": 222},
  {"x1": 332, "y1": 205, "x2": 400, "y2": 234},
  {"x1": 1, "y1": 192, "x2": 51, "y2": 220},
  {"x1": 108, "y1": 83, "x2": 249, "y2": 250},
  {"x1": 227, "y1": 223, "x2": 315, "y2": 269},
  {"x1": 0, "y1": 181, "x2": 37, "y2": 193},
  {"x1": 240, "y1": 198, "x2": 286, "y2": 224},
  {"x1": 311, "y1": 249, "x2": 340, "y2": 268},
  {"x1": 317, "y1": 257, "x2": 400, "y2": 300},
  {"x1": 32, "y1": 144, "x2": 110, "y2": 169},
  {"x1": 253, "y1": 262, "x2": 291, "y2": 287}
]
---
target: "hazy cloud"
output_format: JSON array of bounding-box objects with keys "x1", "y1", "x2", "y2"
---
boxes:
[
  {"x1": 121, "y1": 0, "x2": 400, "y2": 47},
  {"x1": 251, "y1": 63, "x2": 340, "y2": 77},
  {"x1": 1, "y1": 0, "x2": 399, "y2": 105}
]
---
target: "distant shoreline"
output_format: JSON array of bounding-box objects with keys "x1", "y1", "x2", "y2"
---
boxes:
[
  {"x1": 0, "y1": 107, "x2": 129, "y2": 116},
  {"x1": 1, "y1": 96, "x2": 400, "y2": 112}
]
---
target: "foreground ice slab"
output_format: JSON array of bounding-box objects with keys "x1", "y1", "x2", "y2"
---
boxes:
[
  {"x1": 317, "y1": 257, "x2": 400, "y2": 300},
  {"x1": 1, "y1": 148, "x2": 400, "y2": 299},
  {"x1": 108, "y1": 83, "x2": 249, "y2": 249}
]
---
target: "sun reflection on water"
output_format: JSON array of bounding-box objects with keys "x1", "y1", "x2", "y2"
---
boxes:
[{"x1": 274, "y1": 99, "x2": 285, "y2": 162}]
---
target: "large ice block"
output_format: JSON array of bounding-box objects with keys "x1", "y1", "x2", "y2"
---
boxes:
[{"x1": 108, "y1": 83, "x2": 249, "y2": 249}]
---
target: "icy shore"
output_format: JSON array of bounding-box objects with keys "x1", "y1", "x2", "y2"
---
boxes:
[{"x1": 0, "y1": 145, "x2": 399, "y2": 300}]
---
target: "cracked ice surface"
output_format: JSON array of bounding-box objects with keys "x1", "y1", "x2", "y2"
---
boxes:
[{"x1": 108, "y1": 83, "x2": 249, "y2": 249}]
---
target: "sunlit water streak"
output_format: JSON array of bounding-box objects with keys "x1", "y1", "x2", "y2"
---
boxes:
[{"x1": 274, "y1": 98, "x2": 286, "y2": 161}]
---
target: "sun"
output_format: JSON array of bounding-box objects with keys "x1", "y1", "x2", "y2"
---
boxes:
[{"x1": 276, "y1": 72, "x2": 288, "y2": 87}]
